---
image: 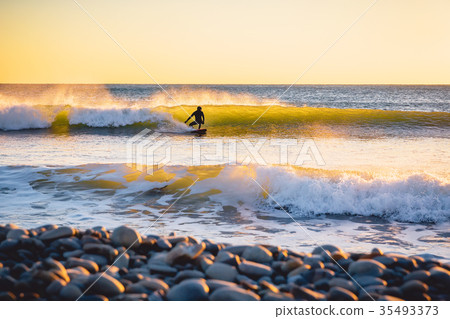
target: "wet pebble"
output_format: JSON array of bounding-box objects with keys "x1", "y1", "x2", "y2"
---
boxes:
[
  {"x1": 165, "y1": 242, "x2": 205, "y2": 265},
  {"x1": 111, "y1": 226, "x2": 141, "y2": 248},
  {"x1": 205, "y1": 262, "x2": 238, "y2": 282},
  {"x1": 210, "y1": 286, "x2": 260, "y2": 301},
  {"x1": 85, "y1": 273, "x2": 125, "y2": 297},
  {"x1": 167, "y1": 278, "x2": 209, "y2": 301},
  {"x1": 40, "y1": 227, "x2": 75, "y2": 242},
  {"x1": 349, "y1": 260, "x2": 386, "y2": 277},
  {"x1": 238, "y1": 260, "x2": 273, "y2": 279},
  {"x1": 328, "y1": 286, "x2": 358, "y2": 301},
  {"x1": 242, "y1": 245, "x2": 273, "y2": 264},
  {"x1": 65, "y1": 257, "x2": 99, "y2": 274}
]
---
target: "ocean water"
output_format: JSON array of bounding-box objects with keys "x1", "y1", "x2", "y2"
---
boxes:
[{"x1": 0, "y1": 84, "x2": 449, "y2": 258}]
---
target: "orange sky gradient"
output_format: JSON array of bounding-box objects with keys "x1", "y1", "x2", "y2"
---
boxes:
[{"x1": 0, "y1": 0, "x2": 449, "y2": 84}]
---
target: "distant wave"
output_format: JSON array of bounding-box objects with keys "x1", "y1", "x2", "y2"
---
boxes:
[{"x1": 1, "y1": 104, "x2": 449, "y2": 133}]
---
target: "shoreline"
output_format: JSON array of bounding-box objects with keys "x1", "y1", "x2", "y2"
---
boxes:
[{"x1": 0, "y1": 224, "x2": 449, "y2": 301}]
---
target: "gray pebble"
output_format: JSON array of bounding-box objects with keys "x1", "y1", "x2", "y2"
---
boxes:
[
  {"x1": 205, "y1": 262, "x2": 238, "y2": 282},
  {"x1": 167, "y1": 278, "x2": 209, "y2": 301},
  {"x1": 210, "y1": 286, "x2": 260, "y2": 301}
]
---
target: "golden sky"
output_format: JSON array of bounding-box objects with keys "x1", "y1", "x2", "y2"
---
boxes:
[{"x1": 0, "y1": 0, "x2": 449, "y2": 84}]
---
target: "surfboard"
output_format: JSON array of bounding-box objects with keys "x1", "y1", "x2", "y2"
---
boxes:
[{"x1": 191, "y1": 129, "x2": 207, "y2": 134}]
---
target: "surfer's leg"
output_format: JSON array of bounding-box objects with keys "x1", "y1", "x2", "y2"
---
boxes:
[
  {"x1": 198, "y1": 123, "x2": 202, "y2": 129},
  {"x1": 189, "y1": 121, "x2": 197, "y2": 127}
]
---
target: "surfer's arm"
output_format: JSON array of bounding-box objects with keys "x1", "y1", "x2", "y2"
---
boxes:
[{"x1": 184, "y1": 113, "x2": 194, "y2": 123}]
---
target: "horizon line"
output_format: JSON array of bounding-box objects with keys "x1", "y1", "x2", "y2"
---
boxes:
[{"x1": 1, "y1": 82, "x2": 449, "y2": 86}]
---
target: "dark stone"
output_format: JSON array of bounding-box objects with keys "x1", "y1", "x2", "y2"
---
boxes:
[
  {"x1": 0, "y1": 291, "x2": 16, "y2": 301},
  {"x1": 40, "y1": 227, "x2": 75, "y2": 242},
  {"x1": 210, "y1": 286, "x2": 260, "y2": 301},
  {"x1": 84, "y1": 273, "x2": 125, "y2": 297},
  {"x1": 80, "y1": 254, "x2": 108, "y2": 267},
  {"x1": 262, "y1": 291, "x2": 294, "y2": 301},
  {"x1": 165, "y1": 243, "x2": 205, "y2": 265},
  {"x1": 60, "y1": 284, "x2": 83, "y2": 300},
  {"x1": 328, "y1": 286, "x2": 358, "y2": 301},
  {"x1": 148, "y1": 263, "x2": 177, "y2": 276},
  {"x1": 349, "y1": 260, "x2": 386, "y2": 277},
  {"x1": 65, "y1": 257, "x2": 99, "y2": 273},
  {"x1": 11, "y1": 263, "x2": 29, "y2": 279},
  {"x1": 111, "y1": 226, "x2": 141, "y2": 248},
  {"x1": 156, "y1": 238, "x2": 172, "y2": 250},
  {"x1": 428, "y1": 267, "x2": 450, "y2": 291},
  {"x1": 79, "y1": 294, "x2": 109, "y2": 301},
  {"x1": 205, "y1": 262, "x2": 238, "y2": 282},
  {"x1": 313, "y1": 268, "x2": 335, "y2": 282},
  {"x1": 291, "y1": 286, "x2": 326, "y2": 301},
  {"x1": 174, "y1": 270, "x2": 205, "y2": 283},
  {"x1": 83, "y1": 243, "x2": 118, "y2": 261},
  {"x1": 404, "y1": 270, "x2": 430, "y2": 282},
  {"x1": 242, "y1": 245, "x2": 273, "y2": 264},
  {"x1": 238, "y1": 260, "x2": 273, "y2": 279},
  {"x1": 167, "y1": 279, "x2": 209, "y2": 301},
  {"x1": 206, "y1": 279, "x2": 237, "y2": 291}
]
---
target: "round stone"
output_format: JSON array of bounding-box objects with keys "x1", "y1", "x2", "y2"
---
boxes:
[
  {"x1": 313, "y1": 268, "x2": 335, "y2": 282},
  {"x1": 85, "y1": 273, "x2": 125, "y2": 297},
  {"x1": 216, "y1": 251, "x2": 235, "y2": 263},
  {"x1": 329, "y1": 277, "x2": 358, "y2": 294},
  {"x1": 147, "y1": 263, "x2": 177, "y2": 276},
  {"x1": 83, "y1": 243, "x2": 118, "y2": 261},
  {"x1": 210, "y1": 286, "x2": 260, "y2": 301},
  {"x1": 238, "y1": 260, "x2": 273, "y2": 279},
  {"x1": 262, "y1": 291, "x2": 294, "y2": 301},
  {"x1": 167, "y1": 279, "x2": 209, "y2": 301},
  {"x1": 353, "y1": 275, "x2": 387, "y2": 287},
  {"x1": 205, "y1": 279, "x2": 238, "y2": 291},
  {"x1": 174, "y1": 270, "x2": 205, "y2": 283},
  {"x1": 113, "y1": 253, "x2": 130, "y2": 269},
  {"x1": 428, "y1": 267, "x2": 450, "y2": 290},
  {"x1": 349, "y1": 260, "x2": 386, "y2": 277},
  {"x1": 40, "y1": 227, "x2": 75, "y2": 241},
  {"x1": 46, "y1": 279, "x2": 67, "y2": 295},
  {"x1": 373, "y1": 255, "x2": 397, "y2": 267},
  {"x1": 290, "y1": 286, "x2": 326, "y2": 301},
  {"x1": 404, "y1": 270, "x2": 430, "y2": 282},
  {"x1": 139, "y1": 278, "x2": 169, "y2": 292},
  {"x1": 65, "y1": 257, "x2": 99, "y2": 274},
  {"x1": 371, "y1": 248, "x2": 383, "y2": 256},
  {"x1": 312, "y1": 245, "x2": 342, "y2": 255},
  {"x1": 242, "y1": 245, "x2": 273, "y2": 264},
  {"x1": 156, "y1": 238, "x2": 172, "y2": 250},
  {"x1": 60, "y1": 284, "x2": 83, "y2": 300},
  {"x1": 80, "y1": 254, "x2": 108, "y2": 267},
  {"x1": 7, "y1": 228, "x2": 29, "y2": 240},
  {"x1": 281, "y1": 258, "x2": 303, "y2": 274},
  {"x1": 165, "y1": 242, "x2": 205, "y2": 265},
  {"x1": 111, "y1": 226, "x2": 142, "y2": 248},
  {"x1": 205, "y1": 263, "x2": 238, "y2": 282},
  {"x1": 328, "y1": 286, "x2": 358, "y2": 301},
  {"x1": 400, "y1": 280, "x2": 428, "y2": 294}
]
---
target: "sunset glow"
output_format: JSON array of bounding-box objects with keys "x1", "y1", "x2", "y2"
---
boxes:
[{"x1": 1, "y1": 0, "x2": 449, "y2": 84}]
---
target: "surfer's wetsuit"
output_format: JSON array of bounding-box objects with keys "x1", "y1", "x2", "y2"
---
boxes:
[{"x1": 185, "y1": 109, "x2": 205, "y2": 129}]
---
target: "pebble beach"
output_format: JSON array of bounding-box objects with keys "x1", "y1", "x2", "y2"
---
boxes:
[{"x1": 0, "y1": 224, "x2": 449, "y2": 301}]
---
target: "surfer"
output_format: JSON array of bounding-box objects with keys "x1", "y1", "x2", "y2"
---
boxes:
[{"x1": 185, "y1": 106, "x2": 205, "y2": 129}]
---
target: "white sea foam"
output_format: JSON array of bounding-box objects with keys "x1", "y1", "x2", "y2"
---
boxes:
[
  {"x1": 0, "y1": 105, "x2": 52, "y2": 130},
  {"x1": 191, "y1": 166, "x2": 450, "y2": 223},
  {"x1": 0, "y1": 104, "x2": 186, "y2": 131}
]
